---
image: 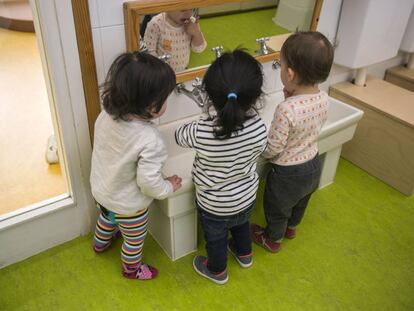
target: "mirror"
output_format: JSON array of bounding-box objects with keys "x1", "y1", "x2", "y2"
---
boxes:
[{"x1": 124, "y1": 0, "x2": 323, "y2": 82}]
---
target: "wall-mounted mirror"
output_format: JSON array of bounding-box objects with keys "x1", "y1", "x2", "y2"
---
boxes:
[{"x1": 124, "y1": 0, "x2": 323, "y2": 83}]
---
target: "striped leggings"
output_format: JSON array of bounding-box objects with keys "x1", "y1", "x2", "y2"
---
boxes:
[{"x1": 94, "y1": 206, "x2": 148, "y2": 266}]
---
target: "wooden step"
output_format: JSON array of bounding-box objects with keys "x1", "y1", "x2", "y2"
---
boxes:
[
  {"x1": 0, "y1": 1, "x2": 34, "y2": 32},
  {"x1": 385, "y1": 66, "x2": 414, "y2": 92},
  {"x1": 330, "y1": 76, "x2": 414, "y2": 196}
]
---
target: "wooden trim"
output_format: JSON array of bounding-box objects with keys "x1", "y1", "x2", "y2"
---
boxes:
[
  {"x1": 124, "y1": 4, "x2": 140, "y2": 52},
  {"x1": 0, "y1": 16, "x2": 34, "y2": 32},
  {"x1": 176, "y1": 67, "x2": 208, "y2": 84},
  {"x1": 71, "y1": 0, "x2": 100, "y2": 142},
  {"x1": 256, "y1": 52, "x2": 280, "y2": 64},
  {"x1": 124, "y1": 0, "x2": 242, "y2": 14},
  {"x1": 175, "y1": 52, "x2": 279, "y2": 83},
  {"x1": 310, "y1": 0, "x2": 324, "y2": 31}
]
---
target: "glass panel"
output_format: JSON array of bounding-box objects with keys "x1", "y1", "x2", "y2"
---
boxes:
[
  {"x1": 188, "y1": 7, "x2": 290, "y2": 69},
  {"x1": 135, "y1": 0, "x2": 316, "y2": 73},
  {"x1": 0, "y1": 2, "x2": 68, "y2": 216}
]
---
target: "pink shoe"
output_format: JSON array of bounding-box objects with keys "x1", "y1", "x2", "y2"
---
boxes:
[
  {"x1": 123, "y1": 263, "x2": 158, "y2": 280},
  {"x1": 93, "y1": 229, "x2": 122, "y2": 253},
  {"x1": 250, "y1": 223, "x2": 281, "y2": 253},
  {"x1": 285, "y1": 227, "x2": 297, "y2": 239}
]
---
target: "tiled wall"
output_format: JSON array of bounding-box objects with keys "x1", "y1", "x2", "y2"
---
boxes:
[
  {"x1": 89, "y1": 0, "x2": 407, "y2": 125},
  {"x1": 88, "y1": 0, "x2": 125, "y2": 85}
]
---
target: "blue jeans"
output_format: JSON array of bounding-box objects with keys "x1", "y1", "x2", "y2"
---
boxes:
[
  {"x1": 198, "y1": 205, "x2": 254, "y2": 273},
  {"x1": 264, "y1": 155, "x2": 322, "y2": 241}
]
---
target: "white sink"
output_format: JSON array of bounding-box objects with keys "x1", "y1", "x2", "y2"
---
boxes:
[
  {"x1": 161, "y1": 92, "x2": 363, "y2": 192},
  {"x1": 149, "y1": 91, "x2": 363, "y2": 261}
]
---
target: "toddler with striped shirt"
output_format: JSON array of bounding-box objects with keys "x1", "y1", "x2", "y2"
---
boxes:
[
  {"x1": 251, "y1": 31, "x2": 334, "y2": 253},
  {"x1": 175, "y1": 49, "x2": 267, "y2": 284}
]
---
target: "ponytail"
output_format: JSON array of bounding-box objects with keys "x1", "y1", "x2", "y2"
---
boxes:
[
  {"x1": 203, "y1": 49, "x2": 263, "y2": 140},
  {"x1": 214, "y1": 93, "x2": 246, "y2": 139}
]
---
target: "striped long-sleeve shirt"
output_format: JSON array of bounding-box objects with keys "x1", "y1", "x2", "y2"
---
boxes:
[{"x1": 175, "y1": 114, "x2": 267, "y2": 216}]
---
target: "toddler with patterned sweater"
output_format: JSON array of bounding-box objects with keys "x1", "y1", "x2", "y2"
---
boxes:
[
  {"x1": 251, "y1": 31, "x2": 334, "y2": 253},
  {"x1": 144, "y1": 9, "x2": 207, "y2": 72}
]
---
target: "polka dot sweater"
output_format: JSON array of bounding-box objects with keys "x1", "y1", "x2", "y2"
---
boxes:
[
  {"x1": 143, "y1": 13, "x2": 207, "y2": 72},
  {"x1": 263, "y1": 91, "x2": 329, "y2": 165}
]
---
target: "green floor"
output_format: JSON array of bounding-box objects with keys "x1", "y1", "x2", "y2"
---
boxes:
[
  {"x1": 0, "y1": 159, "x2": 413, "y2": 310},
  {"x1": 188, "y1": 8, "x2": 289, "y2": 69}
]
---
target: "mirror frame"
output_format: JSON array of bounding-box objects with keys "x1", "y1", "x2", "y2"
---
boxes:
[{"x1": 124, "y1": 0, "x2": 324, "y2": 83}]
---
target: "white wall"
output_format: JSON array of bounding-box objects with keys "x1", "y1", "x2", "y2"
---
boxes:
[
  {"x1": 88, "y1": 0, "x2": 125, "y2": 85},
  {"x1": 89, "y1": 0, "x2": 407, "y2": 124}
]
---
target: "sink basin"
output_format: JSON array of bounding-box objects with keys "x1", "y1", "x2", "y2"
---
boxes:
[
  {"x1": 149, "y1": 91, "x2": 363, "y2": 261},
  {"x1": 160, "y1": 92, "x2": 364, "y2": 193}
]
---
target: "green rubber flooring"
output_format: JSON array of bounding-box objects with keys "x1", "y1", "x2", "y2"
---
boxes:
[{"x1": 0, "y1": 159, "x2": 413, "y2": 310}]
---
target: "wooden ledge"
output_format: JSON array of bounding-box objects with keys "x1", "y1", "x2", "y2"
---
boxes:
[
  {"x1": 0, "y1": 16, "x2": 34, "y2": 32},
  {"x1": 330, "y1": 76, "x2": 414, "y2": 129}
]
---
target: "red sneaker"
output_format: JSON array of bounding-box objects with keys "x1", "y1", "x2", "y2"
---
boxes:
[
  {"x1": 285, "y1": 227, "x2": 296, "y2": 239},
  {"x1": 250, "y1": 223, "x2": 281, "y2": 253}
]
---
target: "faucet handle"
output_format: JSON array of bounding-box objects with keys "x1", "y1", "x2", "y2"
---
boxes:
[
  {"x1": 256, "y1": 37, "x2": 270, "y2": 43},
  {"x1": 256, "y1": 37, "x2": 270, "y2": 55},
  {"x1": 192, "y1": 77, "x2": 202, "y2": 88},
  {"x1": 175, "y1": 83, "x2": 185, "y2": 94},
  {"x1": 158, "y1": 53, "x2": 171, "y2": 62},
  {"x1": 272, "y1": 59, "x2": 281, "y2": 69},
  {"x1": 211, "y1": 46, "x2": 224, "y2": 58}
]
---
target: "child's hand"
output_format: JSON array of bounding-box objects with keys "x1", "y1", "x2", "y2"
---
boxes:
[
  {"x1": 166, "y1": 175, "x2": 182, "y2": 192},
  {"x1": 283, "y1": 87, "x2": 294, "y2": 99},
  {"x1": 184, "y1": 17, "x2": 202, "y2": 37}
]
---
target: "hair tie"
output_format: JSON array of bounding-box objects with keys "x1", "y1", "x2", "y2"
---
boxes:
[{"x1": 227, "y1": 92, "x2": 238, "y2": 100}]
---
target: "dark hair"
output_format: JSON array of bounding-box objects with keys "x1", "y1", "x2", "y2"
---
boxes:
[
  {"x1": 281, "y1": 31, "x2": 334, "y2": 86},
  {"x1": 101, "y1": 52, "x2": 176, "y2": 120},
  {"x1": 203, "y1": 49, "x2": 263, "y2": 139}
]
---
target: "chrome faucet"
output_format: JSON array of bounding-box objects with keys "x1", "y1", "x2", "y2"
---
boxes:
[
  {"x1": 175, "y1": 77, "x2": 206, "y2": 108},
  {"x1": 272, "y1": 59, "x2": 281, "y2": 70},
  {"x1": 211, "y1": 46, "x2": 224, "y2": 58},
  {"x1": 158, "y1": 53, "x2": 172, "y2": 62},
  {"x1": 256, "y1": 37, "x2": 270, "y2": 55}
]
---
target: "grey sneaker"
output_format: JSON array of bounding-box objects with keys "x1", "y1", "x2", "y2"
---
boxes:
[
  {"x1": 193, "y1": 256, "x2": 228, "y2": 285},
  {"x1": 228, "y1": 239, "x2": 253, "y2": 268}
]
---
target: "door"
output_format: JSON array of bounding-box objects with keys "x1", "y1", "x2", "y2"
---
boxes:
[{"x1": 0, "y1": 0, "x2": 96, "y2": 268}]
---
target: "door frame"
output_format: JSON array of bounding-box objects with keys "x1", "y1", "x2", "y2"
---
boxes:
[{"x1": 0, "y1": 0, "x2": 96, "y2": 268}]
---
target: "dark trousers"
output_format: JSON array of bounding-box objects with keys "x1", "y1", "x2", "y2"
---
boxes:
[
  {"x1": 198, "y1": 205, "x2": 253, "y2": 273},
  {"x1": 264, "y1": 155, "x2": 322, "y2": 241}
]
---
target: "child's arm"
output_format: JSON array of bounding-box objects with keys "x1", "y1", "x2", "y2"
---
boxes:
[
  {"x1": 137, "y1": 135, "x2": 181, "y2": 200},
  {"x1": 175, "y1": 121, "x2": 198, "y2": 148},
  {"x1": 185, "y1": 19, "x2": 207, "y2": 53},
  {"x1": 262, "y1": 104, "x2": 291, "y2": 159},
  {"x1": 143, "y1": 20, "x2": 160, "y2": 56}
]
